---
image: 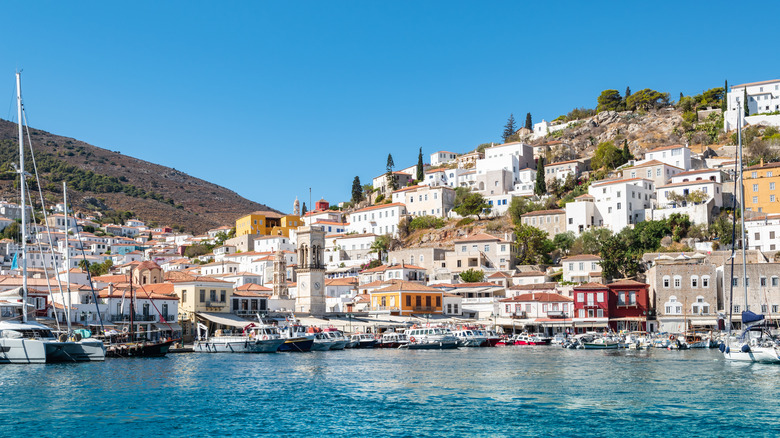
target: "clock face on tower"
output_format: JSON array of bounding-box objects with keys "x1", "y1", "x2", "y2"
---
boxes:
[
  {"x1": 314, "y1": 282, "x2": 321, "y2": 290},
  {"x1": 301, "y1": 281, "x2": 308, "y2": 289}
]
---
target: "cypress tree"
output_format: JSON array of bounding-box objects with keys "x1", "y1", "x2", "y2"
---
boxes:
[
  {"x1": 625, "y1": 86, "x2": 631, "y2": 98},
  {"x1": 351, "y1": 176, "x2": 363, "y2": 204},
  {"x1": 722, "y1": 79, "x2": 728, "y2": 112},
  {"x1": 416, "y1": 147, "x2": 424, "y2": 181},
  {"x1": 622, "y1": 139, "x2": 632, "y2": 162},
  {"x1": 502, "y1": 114, "x2": 516, "y2": 143},
  {"x1": 525, "y1": 113, "x2": 532, "y2": 130},
  {"x1": 386, "y1": 153, "x2": 396, "y2": 190},
  {"x1": 535, "y1": 158, "x2": 546, "y2": 196},
  {"x1": 743, "y1": 88, "x2": 749, "y2": 116},
  {"x1": 301, "y1": 202, "x2": 308, "y2": 216}
]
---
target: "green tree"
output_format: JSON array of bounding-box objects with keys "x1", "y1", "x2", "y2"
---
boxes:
[
  {"x1": 502, "y1": 114, "x2": 517, "y2": 143},
  {"x1": 535, "y1": 158, "x2": 546, "y2": 196},
  {"x1": 369, "y1": 234, "x2": 392, "y2": 262},
  {"x1": 525, "y1": 112, "x2": 532, "y2": 130},
  {"x1": 597, "y1": 89, "x2": 622, "y2": 112},
  {"x1": 454, "y1": 193, "x2": 491, "y2": 220},
  {"x1": 625, "y1": 88, "x2": 670, "y2": 111},
  {"x1": 2, "y1": 221, "x2": 20, "y2": 242},
  {"x1": 625, "y1": 86, "x2": 632, "y2": 99},
  {"x1": 515, "y1": 223, "x2": 555, "y2": 264},
  {"x1": 570, "y1": 228, "x2": 612, "y2": 255},
  {"x1": 744, "y1": 88, "x2": 749, "y2": 116},
  {"x1": 599, "y1": 233, "x2": 640, "y2": 281},
  {"x1": 507, "y1": 197, "x2": 542, "y2": 224},
  {"x1": 622, "y1": 139, "x2": 633, "y2": 162},
  {"x1": 386, "y1": 153, "x2": 396, "y2": 190},
  {"x1": 592, "y1": 141, "x2": 625, "y2": 170},
  {"x1": 301, "y1": 202, "x2": 308, "y2": 216},
  {"x1": 416, "y1": 147, "x2": 424, "y2": 181},
  {"x1": 553, "y1": 231, "x2": 576, "y2": 255},
  {"x1": 351, "y1": 176, "x2": 363, "y2": 204},
  {"x1": 460, "y1": 268, "x2": 485, "y2": 283},
  {"x1": 722, "y1": 79, "x2": 728, "y2": 112}
]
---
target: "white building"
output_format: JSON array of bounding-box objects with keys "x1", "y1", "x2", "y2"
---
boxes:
[
  {"x1": 643, "y1": 145, "x2": 692, "y2": 171},
  {"x1": 587, "y1": 177, "x2": 654, "y2": 232},
  {"x1": 430, "y1": 151, "x2": 458, "y2": 167},
  {"x1": 391, "y1": 185, "x2": 455, "y2": 218},
  {"x1": 745, "y1": 214, "x2": 780, "y2": 252},
  {"x1": 622, "y1": 159, "x2": 684, "y2": 189},
  {"x1": 254, "y1": 235, "x2": 296, "y2": 254},
  {"x1": 565, "y1": 194, "x2": 602, "y2": 235},
  {"x1": 561, "y1": 254, "x2": 602, "y2": 283},
  {"x1": 724, "y1": 79, "x2": 780, "y2": 132},
  {"x1": 478, "y1": 141, "x2": 535, "y2": 188},
  {"x1": 324, "y1": 233, "x2": 378, "y2": 270},
  {"x1": 346, "y1": 203, "x2": 407, "y2": 237}
]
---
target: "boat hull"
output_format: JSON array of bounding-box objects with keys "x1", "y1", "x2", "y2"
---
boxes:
[
  {"x1": 278, "y1": 338, "x2": 314, "y2": 352},
  {"x1": 329, "y1": 340, "x2": 348, "y2": 350},
  {"x1": 194, "y1": 337, "x2": 285, "y2": 353},
  {"x1": 723, "y1": 346, "x2": 780, "y2": 363},
  {"x1": 44, "y1": 339, "x2": 106, "y2": 362},
  {"x1": 401, "y1": 341, "x2": 459, "y2": 350},
  {"x1": 106, "y1": 340, "x2": 175, "y2": 358},
  {"x1": 0, "y1": 338, "x2": 47, "y2": 364},
  {"x1": 354, "y1": 339, "x2": 377, "y2": 348},
  {"x1": 583, "y1": 342, "x2": 619, "y2": 349}
]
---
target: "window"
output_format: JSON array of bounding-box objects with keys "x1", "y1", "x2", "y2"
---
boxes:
[
  {"x1": 663, "y1": 276, "x2": 670, "y2": 288},
  {"x1": 629, "y1": 291, "x2": 636, "y2": 305},
  {"x1": 753, "y1": 184, "x2": 759, "y2": 192},
  {"x1": 771, "y1": 182, "x2": 776, "y2": 190},
  {"x1": 773, "y1": 277, "x2": 779, "y2": 287},
  {"x1": 221, "y1": 290, "x2": 226, "y2": 302},
  {"x1": 578, "y1": 309, "x2": 585, "y2": 318},
  {"x1": 702, "y1": 276, "x2": 710, "y2": 288},
  {"x1": 691, "y1": 276, "x2": 698, "y2": 288},
  {"x1": 200, "y1": 289, "x2": 206, "y2": 302},
  {"x1": 674, "y1": 276, "x2": 681, "y2": 288},
  {"x1": 210, "y1": 290, "x2": 217, "y2": 302},
  {"x1": 618, "y1": 292, "x2": 626, "y2": 305},
  {"x1": 772, "y1": 195, "x2": 777, "y2": 203},
  {"x1": 577, "y1": 293, "x2": 584, "y2": 302},
  {"x1": 596, "y1": 309, "x2": 604, "y2": 318},
  {"x1": 732, "y1": 278, "x2": 738, "y2": 287},
  {"x1": 753, "y1": 196, "x2": 758, "y2": 204},
  {"x1": 484, "y1": 245, "x2": 490, "y2": 252},
  {"x1": 569, "y1": 263, "x2": 574, "y2": 271},
  {"x1": 596, "y1": 292, "x2": 604, "y2": 302},
  {"x1": 579, "y1": 262, "x2": 584, "y2": 271},
  {"x1": 617, "y1": 203, "x2": 621, "y2": 210},
  {"x1": 761, "y1": 277, "x2": 767, "y2": 287},
  {"x1": 746, "y1": 277, "x2": 750, "y2": 287}
]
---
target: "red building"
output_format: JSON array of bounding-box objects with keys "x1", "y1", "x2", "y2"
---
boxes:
[
  {"x1": 607, "y1": 279, "x2": 651, "y2": 332},
  {"x1": 572, "y1": 283, "x2": 610, "y2": 333}
]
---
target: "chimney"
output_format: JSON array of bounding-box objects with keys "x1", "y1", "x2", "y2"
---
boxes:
[
  {"x1": 761, "y1": 158, "x2": 764, "y2": 167},
  {"x1": 108, "y1": 283, "x2": 114, "y2": 295}
]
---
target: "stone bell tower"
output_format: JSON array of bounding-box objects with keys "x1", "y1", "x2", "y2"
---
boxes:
[
  {"x1": 295, "y1": 225, "x2": 326, "y2": 315},
  {"x1": 272, "y1": 250, "x2": 289, "y2": 299}
]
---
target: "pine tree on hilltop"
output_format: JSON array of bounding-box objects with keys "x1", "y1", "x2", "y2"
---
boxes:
[
  {"x1": 416, "y1": 147, "x2": 424, "y2": 181},
  {"x1": 351, "y1": 176, "x2": 363, "y2": 204},
  {"x1": 502, "y1": 114, "x2": 516, "y2": 143},
  {"x1": 535, "y1": 158, "x2": 546, "y2": 196},
  {"x1": 525, "y1": 112, "x2": 532, "y2": 130},
  {"x1": 625, "y1": 86, "x2": 631, "y2": 99}
]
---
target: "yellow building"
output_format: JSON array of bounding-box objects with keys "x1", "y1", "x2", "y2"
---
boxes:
[
  {"x1": 236, "y1": 211, "x2": 302, "y2": 238},
  {"x1": 744, "y1": 161, "x2": 780, "y2": 214},
  {"x1": 169, "y1": 273, "x2": 235, "y2": 341},
  {"x1": 370, "y1": 280, "x2": 443, "y2": 316}
]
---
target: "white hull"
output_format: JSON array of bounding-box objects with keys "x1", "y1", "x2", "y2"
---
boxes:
[
  {"x1": 194, "y1": 337, "x2": 285, "y2": 353},
  {"x1": 723, "y1": 346, "x2": 780, "y2": 363},
  {"x1": 0, "y1": 338, "x2": 47, "y2": 364}
]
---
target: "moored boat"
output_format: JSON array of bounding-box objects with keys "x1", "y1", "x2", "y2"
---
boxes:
[
  {"x1": 377, "y1": 331, "x2": 408, "y2": 348},
  {"x1": 193, "y1": 325, "x2": 285, "y2": 353},
  {"x1": 452, "y1": 329, "x2": 487, "y2": 347},
  {"x1": 401, "y1": 327, "x2": 458, "y2": 350},
  {"x1": 350, "y1": 333, "x2": 378, "y2": 348}
]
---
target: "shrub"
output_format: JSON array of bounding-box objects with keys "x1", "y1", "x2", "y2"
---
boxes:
[
  {"x1": 456, "y1": 217, "x2": 474, "y2": 227},
  {"x1": 409, "y1": 216, "x2": 446, "y2": 231}
]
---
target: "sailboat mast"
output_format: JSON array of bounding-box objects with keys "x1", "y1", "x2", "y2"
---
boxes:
[
  {"x1": 17, "y1": 72, "x2": 28, "y2": 324},
  {"x1": 63, "y1": 182, "x2": 73, "y2": 334},
  {"x1": 737, "y1": 98, "x2": 748, "y2": 310},
  {"x1": 129, "y1": 267, "x2": 134, "y2": 342}
]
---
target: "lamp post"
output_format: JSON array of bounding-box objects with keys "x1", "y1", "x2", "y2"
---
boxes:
[{"x1": 347, "y1": 313, "x2": 353, "y2": 333}]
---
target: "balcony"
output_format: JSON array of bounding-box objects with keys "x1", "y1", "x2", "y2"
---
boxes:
[
  {"x1": 205, "y1": 301, "x2": 226, "y2": 308},
  {"x1": 376, "y1": 306, "x2": 400, "y2": 311},
  {"x1": 109, "y1": 314, "x2": 158, "y2": 322},
  {"x1": 410, "y1": 306, "x2": 437, "y2": 312},
  {"x1": 232, "y1": 309, "x2": 267, "y2": 317}
]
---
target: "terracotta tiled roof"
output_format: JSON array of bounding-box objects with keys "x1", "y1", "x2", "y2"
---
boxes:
[
  {"x1": 547, "y1": 159, "x2": 580, "y2": 167},
  {"x1": 658, "y1": 180, "x2": 717, "y2": 189},
  {"x1": 591, "y1": 177, "x2": 651, "y2": 187},
  {"x1": 573, "y1": 282, "x2": 608, "y2": 290},
  {"x1": 372, "y1": 281, "x2": 441, "y2": 293},
  {"x1": 325, "y1": 277, "x2": 358, "y2": 286},
  {"x1": 235, "y1": 283, "x2": 272, "y2": 292},
  {"x1": 608, "y1": 279, "x2": 647, "y2": 287},
  {"x1": 500, "y1": 292, "x2": 572, "y2": 303},
  {"x1": 646, "y1": 144, "x2": 685, "y2": 153},
  {"x1": 512, "y1": 271, "x2": 546, "y2": 277},
  {"x1": 488, "y1": 272, "x2": 512, "y2": 279},
  {"x1": 561, "y1": 254, "x2": 600, "y2": 261},
  {"x1": 453, "y1": 233, "x2": 504, "y2": 243},
  {"x1": 731, "y1": 79, "x2": 780, "y2": 88},
  {"x1": 520, "y1": 209, "x2": 565, "y2": 217},
  {"x1": 671, "y1": 168, "x2": 722, "y2": 178},
  {"x1": 508, "y1": 282, "x2": 558, "y2": 291}
]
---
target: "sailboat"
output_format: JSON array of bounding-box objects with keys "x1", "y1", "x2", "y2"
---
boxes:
[
  {"x1": 720, "y1": 96, "x2": 780, "y2": 363},
  {"x1": 103, "y1": 266, "x2": 177, "y2": 357},
  {"x1": 0, "y1": 72, "x2": 104, "y2": 363}
]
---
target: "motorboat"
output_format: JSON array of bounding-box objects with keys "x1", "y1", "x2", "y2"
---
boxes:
[
  {"x1": 277, "y1": 324, "x2": 315, "y2": 352},
  {"x1": 376, "y1": 331, "x2": 408, "y2": 348},
  {"x1": 350, "y1": 333, "x2": 378, "y2": 349},
  {"x1": 401, "y1": 327, "x2": 458, "y2": 350},
  {"x1": 513, "y1": 333, "x2": 551, "y2": 346},
  {"x1": 583, "y1": 336, "x2": 619, "y2": 349},
  {"x1": 193, "y1": 325, "x2": 285, "y2": 353},
  {"x1": 322, "y1": 327, "x2": 348, "y2": 350},
  {"x1": 452, "y1": 329, "x2": 487, "y2": 347}
]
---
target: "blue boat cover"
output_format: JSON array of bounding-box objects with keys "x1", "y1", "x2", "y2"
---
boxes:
[{"x1": 742, "y1": 311, "x2": 764, "y2": 324}]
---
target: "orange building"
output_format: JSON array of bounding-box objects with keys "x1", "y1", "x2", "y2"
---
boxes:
[
  {"x1": 744, "y1": 160, "x2": 780, "y2": 214},
  {"x1": 369, "y1": 281, "x2": 443, "y2": 316}
]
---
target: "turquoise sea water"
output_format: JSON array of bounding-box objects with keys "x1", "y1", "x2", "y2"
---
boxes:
[{"x1": 2, "y1": 347, "x2": 780, "y2": 437}]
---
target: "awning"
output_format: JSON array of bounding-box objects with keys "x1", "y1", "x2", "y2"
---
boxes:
[
  {"x1": 154, "y1": 323, "x2": 182, "y2": 331},
  {"x1": 609, "y1": 317, "x2": 647, "y2": 322},
  {"x1": 689, "y1": 319, "x2": 717, "y2": 326},
  {"x1": 197, "y1": 312, "x2": 253, "y2": 328},
  {"x1": 573, "y1": 320, "x2": 609, "y2": 327}
]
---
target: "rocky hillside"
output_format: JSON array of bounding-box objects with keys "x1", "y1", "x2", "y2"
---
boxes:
[
  {"x1": 530, "y1": 108, "x2": 691, "y2": 159},
  {"x1": 0, "y1": 119, "x2": 280, "y2": 234}
]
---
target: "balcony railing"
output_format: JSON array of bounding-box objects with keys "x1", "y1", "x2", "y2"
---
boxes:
[
  {"x1": 109, "y1": 314, "x2": 158, "y2": 322},
  {"x1": 205, "y1": 301, "x2": 226, "y2": 307},
  {"x1": 410, "y1": 306, "x2": 437, "y2": 312},
  {"x1": 232, "y1": 310, "x2": 268, "y2": 317}
]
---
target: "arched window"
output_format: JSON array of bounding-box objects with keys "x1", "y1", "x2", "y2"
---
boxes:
[
  {"x1": 692, "y1": 296, "x2": 710, "y2": 314},
  {"x1": 664, "y1": 296, "x2": 682, "y2": 315}
]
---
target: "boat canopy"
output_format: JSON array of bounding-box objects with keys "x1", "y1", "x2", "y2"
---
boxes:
[
  {"x1": 197, "y1": 312, "x2": 253, "y2": 328},
  {"x1": 741, "y1": 311, "x2": 764, "y2": 324}
]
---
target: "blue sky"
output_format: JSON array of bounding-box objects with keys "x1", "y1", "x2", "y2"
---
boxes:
[{"x1": 2, "y1": 1, "x2": 779, "y2": 214}]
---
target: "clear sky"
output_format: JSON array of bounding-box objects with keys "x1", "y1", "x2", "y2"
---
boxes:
[{"x1": 2, "y1": 1, "x2": 779, "y2": 214}]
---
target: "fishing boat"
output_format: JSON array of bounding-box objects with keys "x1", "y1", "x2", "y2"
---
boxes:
[
  {"x1": 193, "y1": 323, "x2": 285, "y2": 353},
  {"x1": 513, "y1": 333, "x2": 551, "y2": 346},
  {"x1": 452, "y1": 328, "x2": 487, "y2": 347},
  {"x1": 350, "y1": 333, "x2": 378, "y2": 348},
  {"x1": 401, "y1": 327, "x2": 458, "y2": 350},
  {"x1": 277, "y1": 323, "x2": 314, "y2": 352},
  {"x1": 376, "y1": 331, "x2": 408, "y2": 348},
  {"x1": 721, "y1": 100, "x2": 780, "y2": 364},
  {"x1": 583, "y1": 337, "x2": 619, "y2": 349}
]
